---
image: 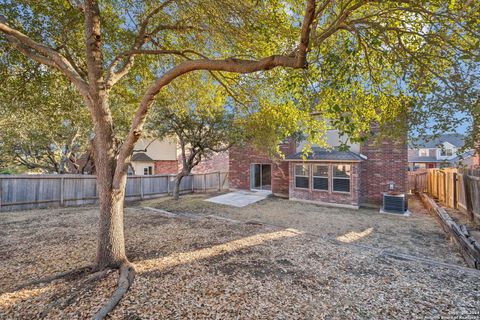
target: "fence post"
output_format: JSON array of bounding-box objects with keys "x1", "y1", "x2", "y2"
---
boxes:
[
  {"x1": 453, "y1": 172, "x2": 458, "y2": 209},
  {"x1": 218, "y1": 171, "x2": 221, "y2": 191},
  {"x1": 167, "y1": 175, "x2": 170, "y2": 195},
  {"x1": 414, "y1": 174, "x2": 418, "y2": 193},
  {"x1": 191, "y1": 174, "x2": 194, "y2": 192},
  {"x1": 204, "y1": 173, "x2": 207, "y2": 193},
  {"x1": 0, "y1": 177, "x2": 2, "y2": 211},
  {"x1": 60, "y1": 176, "x2": 64, "y2": 206},
  {"x1": 140, "y1": 176, "x2": 144, "y2": 199}
]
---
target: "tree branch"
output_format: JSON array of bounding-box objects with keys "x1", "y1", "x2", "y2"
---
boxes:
[
  {"x1": 105, "y1": 0, "x2": 177, "y2": 88},
  {"x1": 84, "y1": 0, "x2": 104, "y2": 96},
  {"x1": 0, "y1": 15, "x2": 90, "y2": 100},
  {"x1": 112, "y1": 0, "x2": 318, "y2": 188}
]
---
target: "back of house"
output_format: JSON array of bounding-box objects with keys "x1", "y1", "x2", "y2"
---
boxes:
[{"x1": 229, "y1": 128, "x2": 408, "y2": 209}]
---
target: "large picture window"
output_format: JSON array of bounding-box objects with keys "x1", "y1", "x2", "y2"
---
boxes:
[
  {"x1": 333, "y1": 164, "x2": 350, "y2": 193},
  {"x1": 294, "y1": 164, "x2": 309, "y2": 189},
  {"x1": 312, "y1": 164, "x2": 329, "y2": 191}
]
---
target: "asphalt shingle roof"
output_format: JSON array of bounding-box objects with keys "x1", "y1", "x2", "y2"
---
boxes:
[
  {"x1": 409, "y1": 133, "x2": 465, "y2": 148},
  {"x1": 408, "y1": 156, "x2": 444, "y2": 163},
  {"x1": 131, "y1": 152, "x2": 154, "y2": 162},
  {"x1": 409, "y1": 150, "x2": 474, "y2": 164},
  {"x1": 285, "y1": 147, "x2": 364, "y2": 161}
]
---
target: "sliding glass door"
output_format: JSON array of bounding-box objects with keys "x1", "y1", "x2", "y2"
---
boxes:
[{"x1": 250, "y1": 164, "x2": 272, "y2": 190}]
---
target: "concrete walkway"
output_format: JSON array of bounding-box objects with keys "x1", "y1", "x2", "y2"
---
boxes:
[{"x1": 205, "y1": 190, "x2": 271, "y2": 207}]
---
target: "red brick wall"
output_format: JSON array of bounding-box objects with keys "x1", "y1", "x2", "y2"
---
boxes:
[
  {"x1": 228, "y1": 140, "x2": 295, "y2": 197},
  {"x1": 288, "y1": 162, "x2": 360, "y2": 207},
  {"x1": 154, "y1": 160, "x2": 178, "y2": 174},
  {"x1": 360, "y1": 133, "x2": 408, "y2": 206},
  {"x1": 189, "y1": 151, "x2": 229, "y2": 174}
]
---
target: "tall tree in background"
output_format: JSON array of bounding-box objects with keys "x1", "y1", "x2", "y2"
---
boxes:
[
  {"x1": 1, "y1": 1, "x2": 478, "y2": 316},
  {"x1": 149, "y1": 75, "x2": 242, "y2": 200},
  {"x1": 0, "y1": 71, "x2": 94, "y2": 173}
]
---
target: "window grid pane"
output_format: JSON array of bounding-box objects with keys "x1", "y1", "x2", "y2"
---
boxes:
[
  {"x1": 333, "y1": 165, "x2": 351, "y2": 178},
  {"x1": 295, "y1": 177, "x2": 309, "y2": 189},
  {"x1": 333, "y1": 178, "x2": 350, "y2": 192},
  {"x1": 295, "y1": 164, "x2": 309, "y2": 176},
  {"x1": 313, "y1": 165, "x2": 328, "y2": 177},
  {"x1": 313, "y1": 177, "x2": 328, "y2": 190}
]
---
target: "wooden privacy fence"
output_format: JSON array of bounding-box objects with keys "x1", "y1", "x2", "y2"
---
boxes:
[
  {"x1": 408, "y1": 170, "x2": 428, "y2": 194},
  {"x1": 0, "y1": 171, "x2": 229, "y2": 212},
  {"x1": 410, "y1": 168, "x2": 480, "y2": 222}
]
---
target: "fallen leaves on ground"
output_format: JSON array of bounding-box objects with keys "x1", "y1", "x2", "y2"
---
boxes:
[{"x1": 0, "y1": 200, "x2": 478, "y2": 319}]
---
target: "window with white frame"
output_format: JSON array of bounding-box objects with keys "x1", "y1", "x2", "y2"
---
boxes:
[
  {"x1": 294, "y1": 164, "x2": 309, "y2": 189},
  {"x1": 143, "y1": 166, "x2": 153, "y2": 175},
  {"x1": 333, "y1": 164, "x2": 350, "y2": 193},
  {"x1": 440, "y1": 148, "x2": 453, "y2": 156},
  {"x1": 418, "y1": 149, "x2": 428, "y2": 157},
  {"x1": 312, "y1": 164, "x2": 329, "y2": 191}
]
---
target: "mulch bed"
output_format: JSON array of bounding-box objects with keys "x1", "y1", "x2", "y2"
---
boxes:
[
  {"x1": 0, "y1": 204, "x2": 479, "y2": 319},
  {"x1": 140, "y1": 194, "x2": 466, "y2": 265}
]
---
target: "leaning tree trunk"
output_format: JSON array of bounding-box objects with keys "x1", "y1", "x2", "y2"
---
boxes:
[
  {"x1": 172, "y1": 173, "x2": 184, "y2": 200},
  {"x1": 173, "y1": 170, "x2": 191, "y2": 200}
]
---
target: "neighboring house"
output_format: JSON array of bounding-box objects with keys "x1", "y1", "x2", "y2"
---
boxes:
[
  {"x1": 130, "y1": 138, "x2": 178, "y2": 175},
  {"x1": 408, "y1": 133, "x2": 477, "y2": 170},
  {"x1": 130, "y1": 138, "x2": 229, "y2": 175},
  {"x1": 229, "y1": 128, "x2": 408, "y2": 209}
]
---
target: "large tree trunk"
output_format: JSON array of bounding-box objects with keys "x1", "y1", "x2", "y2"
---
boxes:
[
  {"x1": 95, "y1": 177, "x2": 128, "y2": 269},
  {"x1": 93, "y1": 125, "x2": 129, "y2": 269},
  {"x1": 173, "y1": 172, "x2": 185, "y2": 200},
  {"x1": 90, "y1": 96, "x2": 128, "y2": 270}
]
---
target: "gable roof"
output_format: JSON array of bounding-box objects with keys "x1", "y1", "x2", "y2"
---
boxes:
[
  {"x1": 409, "y1": 133, "x2": 465, "y2": 149},
  {"x1": 131, "y1": 152, "x2": 154, "y2": 162},
  {"x1": 285, "y1": 147, "x2": 364, "y2": 162}
]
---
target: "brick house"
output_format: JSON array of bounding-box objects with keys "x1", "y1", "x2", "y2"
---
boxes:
[
  {"x1": 130, "y1": 138, "x2": 229, "y2": 175},
  {"x1": 130, "y1": 138, "x2": 178, "y2": 175},
  {"x1": 229, "y1": 129, "x2": 408, "y2": 208}
]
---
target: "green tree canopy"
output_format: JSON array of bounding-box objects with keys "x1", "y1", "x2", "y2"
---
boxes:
[{"x1": 147, "y1": 73, "x2": 243, "y2": 199}]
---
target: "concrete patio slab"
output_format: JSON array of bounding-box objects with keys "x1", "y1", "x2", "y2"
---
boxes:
[{"x1": 205, "y1": 190, "x2": 271, "y2": 207}]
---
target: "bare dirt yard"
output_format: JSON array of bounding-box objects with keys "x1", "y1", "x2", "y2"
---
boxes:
[
  {"x1": 142, "y1": 193, "x2": 466, "y2": 265},
  {"x1": 1, "y1": 197, "x2": 479, "y2": 319}
]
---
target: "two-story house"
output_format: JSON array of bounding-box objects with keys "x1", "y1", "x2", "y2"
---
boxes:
[
  {"x1": 408, "y1": 133, "x2": 477, "y2": 170},
  {"x1": 229, "y1": 127, "x2": 408, "y2": 209}
]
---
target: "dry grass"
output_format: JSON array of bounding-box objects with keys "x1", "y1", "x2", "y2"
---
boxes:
[
  {"x1": 140, "y1": 193, "x2": 465, "y2": 265},
  {"x1": 0, "y1": 201, "x2": 479, "y2": 319}
]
